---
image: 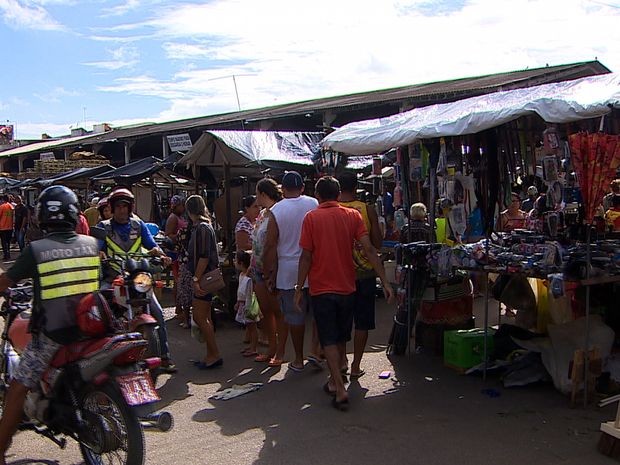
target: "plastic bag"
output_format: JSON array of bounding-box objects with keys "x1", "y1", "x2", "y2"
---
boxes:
[
  {"x1": 245, "y1": 293, "x2": 261, "y2": 322},
  {"x1": 191, "y1": 317, "x2": 205, "y2": 343}
]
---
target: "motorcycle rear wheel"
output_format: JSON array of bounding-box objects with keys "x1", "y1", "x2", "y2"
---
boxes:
[{"x1": 79, "y1": 383, "x2": 145, "y2": 465}]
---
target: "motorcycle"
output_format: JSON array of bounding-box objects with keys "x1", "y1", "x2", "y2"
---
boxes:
[
  {"x1": 100, "y1": 253, "x2": 167, "y2": 378},
  {"x1": 0, "y1": 290, "x2": 165, "y2": 465}
]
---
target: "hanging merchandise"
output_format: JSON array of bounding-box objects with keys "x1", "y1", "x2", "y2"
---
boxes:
[
  {"x1": 569, "y1": 132, "x2": 620, "y2": 224},
  {"x1": 421, "y1": 143, "x2": 430, "y2": 178},
  {"x1": 409, "y1": 144, "x2": 423, "y2": 181},
  {"x1": 454, "y1": 173, "x2": 478, "y2": 215},
  {"x1": 436, "y1": 138, "x2": 448, "y2": 176},
  {"x1": 393, "y1": 182, "x2": 403, "y2": 208},
  {"x1": 394, "y1": 208, "x2": 406, "y2": 230},
  {"x1": 546, "y1": 211, "x2": 560, "y2": 238},
  {"x1": 393, "y1": 162, "x2": 403, "y2": 209},
  {"x1": 542, "y1": 156, "x2": 559, "y2": 183},
  {"x1": 375, "y1": 193, "x2": 384, "y2": 216},
  {"x1": 372, "y1": 156, "x2": 382, "y2": 176},
  {"x1": 449, "y1": 203, "x2": 467, "y2": 238},
  {"x1": 372, "y1": 177, "x2": 381, "y2": 196},
  {"x1": 543, "y1": 125, "x2": 560, "y2": 155}
]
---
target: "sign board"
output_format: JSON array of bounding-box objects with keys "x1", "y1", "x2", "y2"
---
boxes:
[
  {"x1": 0, "y1": 125, "x2": 13, "y2": 145},
  {"x1": 40, "y1": 152, "x2": 56, "y2": 161},
  {"x1": 166, "y1": 133, "x2": 192, "y2": 152}
]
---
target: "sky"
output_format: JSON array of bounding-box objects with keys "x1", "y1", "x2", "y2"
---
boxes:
[{"x1": 1, "y1": 0, "x2": 619, "y2": 140}]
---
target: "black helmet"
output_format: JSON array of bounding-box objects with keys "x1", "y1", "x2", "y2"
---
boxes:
[{"x1": 36, "y1": 185, "x2": 80, "y2": 230}]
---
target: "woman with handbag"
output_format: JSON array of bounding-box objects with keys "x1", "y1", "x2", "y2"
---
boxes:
[{"x1": 186, "y1": 195, "x2": 223, "y2": 369}]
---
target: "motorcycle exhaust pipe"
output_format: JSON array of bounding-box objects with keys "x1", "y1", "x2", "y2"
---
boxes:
[{"x1": 139, "y1": 412, "x2": 174, "y2": 432}]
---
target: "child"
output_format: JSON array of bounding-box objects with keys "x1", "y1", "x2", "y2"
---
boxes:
[{"x1": 235, "y1": 250, "x2": 261, "y2": 357}]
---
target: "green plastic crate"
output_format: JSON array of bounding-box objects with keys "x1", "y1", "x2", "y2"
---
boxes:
[{"x1": 443, "y1": 328, "x2": 495, "y2": 369}]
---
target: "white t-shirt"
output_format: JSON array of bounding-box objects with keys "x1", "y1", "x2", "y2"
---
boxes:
[
  {"x1": 270, "y1": 195, "x2": 318, "y2": 289},
  {"x1": 237, "y1": 274, "x2": 252, "y2": 307}
]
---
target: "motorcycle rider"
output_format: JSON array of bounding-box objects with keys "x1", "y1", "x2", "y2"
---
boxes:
[
  {"x1": 96, "y1": 187, "x2": 177, "y2": 373},
  {"x1": 0, "y1": 186, "x2": 101, "y2": 465}
]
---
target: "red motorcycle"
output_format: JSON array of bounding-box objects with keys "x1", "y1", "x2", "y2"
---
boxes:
[{"x1": 0, "y1": 291, "x2": 164, "y2": 465}]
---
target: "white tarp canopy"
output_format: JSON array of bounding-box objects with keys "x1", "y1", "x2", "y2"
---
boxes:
[
  {"x1": 322, "y1": 73, "x2": 620, "y2": 155},
  {"x1": 177, "y1": 130, "x2": 323, "y2": 174}
]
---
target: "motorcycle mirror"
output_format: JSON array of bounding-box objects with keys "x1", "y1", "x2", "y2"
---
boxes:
[{"x1": 90, "y1": 226, "x2": 107, "y2": 241}]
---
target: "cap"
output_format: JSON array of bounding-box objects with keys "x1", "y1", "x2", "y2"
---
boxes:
[
  {"x1": 527, "y1": 186, "x2": 538, "y2": 196},
  {"x1": 281, "y1": 171, "x2": 303, "y2": 190},
  {"x1": 90, "y1": 197, "x2": 100, "y2": 207},
  {"x1": 170, "y1": 194, "x2": 184, "y2": 206}
]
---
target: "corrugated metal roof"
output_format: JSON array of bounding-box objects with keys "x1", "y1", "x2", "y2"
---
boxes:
[
  {"x1": 0, "y1": 133, "x2": 102, "y2": 158},
  {"x1": 1, "y1": 60, "x2": 609, "y2": 159}
]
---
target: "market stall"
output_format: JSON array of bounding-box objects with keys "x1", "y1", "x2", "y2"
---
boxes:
[
  {"x1": 323, "y1": 73, "x2": 620, "y2": 403},
  {"x1": 177, "y1": 130, "x2": 325, "y2": 312},
  {"x1": 90, "y1": 156, "x2": 196, "y2": 224}
]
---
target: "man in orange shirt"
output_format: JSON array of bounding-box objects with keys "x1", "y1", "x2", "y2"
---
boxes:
[
  {"x1": 295, "y1": 176, "x2": 393, "y2": 411},
  {"x1": 0, "y1": 195, "x2": 14, "y2": 260}
]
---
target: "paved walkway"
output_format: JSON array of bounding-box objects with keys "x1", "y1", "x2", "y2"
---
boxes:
[{"x1": 2, "y1": 280, "x2": 617, "y2": 464}]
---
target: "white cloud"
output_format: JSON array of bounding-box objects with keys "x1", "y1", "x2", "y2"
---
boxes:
[
  {"x1": 162, "y1": 42, "x2": 212, "y2": 60},
  {"x1": 83, "y1": 45, "x2": 139, "y2": 70},
  {"x1": 0, "y1": 0, "x2": 65, "y2": 30},
  {"x1": 93, "y1": 0, "x2": 620, "y2": 123},
  {"x1": 13, "y1": 0, "x2": 620, "y2": 138},
  {"x1": 13, "y1": 116, "x2": 162, "y2": 139},
  {"x1": 100, "y1": 0, "x2": 143, "y2": 18},
  {"x1": 33, "y1": 86, "x2": 81, "y2": 103}
]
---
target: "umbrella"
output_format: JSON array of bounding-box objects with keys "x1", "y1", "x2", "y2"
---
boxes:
[{"x1": 569, "y1": 132, "x2": 620, "y2": 224}]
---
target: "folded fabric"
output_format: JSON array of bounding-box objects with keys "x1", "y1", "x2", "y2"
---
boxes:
[{"x1": 210, "y1": 383, "x2": 263, "y2": 401}]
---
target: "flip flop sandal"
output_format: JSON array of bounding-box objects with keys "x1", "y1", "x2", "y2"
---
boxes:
[
  {"x1": 350, "y1": 369, "x2": 366, "y2": 379},
  {"x1": 254, "y1": 354, "x2": 272, "y2": 363},
  {"x1": 194, "y1": 359, "x2": 223, "y2": 370},
  {"x1": 332, "y1": 397, "x2": 349, "y2": 411},
  {"x1": 268, "y1": 358, "x2": 284, "y2": 367},
  {"x1": 307, "y1": 355, "x2": 325, "y2": 364},
  {"x1": 323, "y1": 382, "x2": 336, "y2": 396},
  {"x1": 242, "y1": 350, "x2": 259, "y2": 357},
  {"x1": 288, "y1": 362, "x2": 304, "y2": 372}
]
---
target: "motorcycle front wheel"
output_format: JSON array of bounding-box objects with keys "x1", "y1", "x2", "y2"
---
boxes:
[{"x1": 79, "y1": 383, "x2": 145, "y2": 465}]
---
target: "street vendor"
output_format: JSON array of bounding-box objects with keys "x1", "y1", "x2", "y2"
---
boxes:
[
  {"x1": 497, "y1": 193, "x2": 527, "y2": 232},
  {"x1": 605, "y1": 194, "x2": 620, "y2": 232},
  {"x1": 400, "y1": 202, "x2": 434, "y2": 243}
]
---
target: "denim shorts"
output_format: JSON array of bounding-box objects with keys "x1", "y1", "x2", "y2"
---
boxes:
[
  {"x1": 311, "y1": 293, "x2": 355, "y2": 347},
  {"x1": 13, "y1": 333, "x2": 62, "y2": 390},
  {"x1": 279, "y1": 289, "x2": 309, "y2": 326},
  {"x1": 353, "y1": 276, "x2": 377, "y2": 331}
]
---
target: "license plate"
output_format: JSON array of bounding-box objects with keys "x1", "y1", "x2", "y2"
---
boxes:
[{"x1": 117, "y1": 372, "x2": 160, "y2": 406}]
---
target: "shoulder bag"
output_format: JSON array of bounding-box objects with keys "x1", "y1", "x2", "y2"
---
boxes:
[{"x1": 193, "y1": 222, "x2": 225, "y2": 294}]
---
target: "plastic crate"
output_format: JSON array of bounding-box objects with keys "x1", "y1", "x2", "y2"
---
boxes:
[{"x1": 443, "y1": 328, "x2": 495, "y2": 369}]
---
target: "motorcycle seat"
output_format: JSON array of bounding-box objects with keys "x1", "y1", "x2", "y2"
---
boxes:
[{"x1": 50, "y1": 337, "x2": 113, "y2": 368}]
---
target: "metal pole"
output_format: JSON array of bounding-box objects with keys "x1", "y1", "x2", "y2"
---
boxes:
[
  {"x1": 232, "y1": 75, "x2": 242, "y2": 111},
  {"x1": 483, "y1": 256, "x2": 490, "y2": 381},
  {"x1": 584, "y1": 225, "x2": 592, "y2": 407}
]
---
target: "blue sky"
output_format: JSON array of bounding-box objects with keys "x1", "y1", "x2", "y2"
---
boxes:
[{"x1": 1, "y1": 0, "x2": 619, "y2": 139}]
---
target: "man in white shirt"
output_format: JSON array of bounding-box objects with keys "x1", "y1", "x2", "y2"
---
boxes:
[{"x1": 264, "y1": 171, "x2": 318, "y2": 371}]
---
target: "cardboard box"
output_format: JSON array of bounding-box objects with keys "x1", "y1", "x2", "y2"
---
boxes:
[{"x1": 444, "y1": 328, "x2": 495, "y2": 369}]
